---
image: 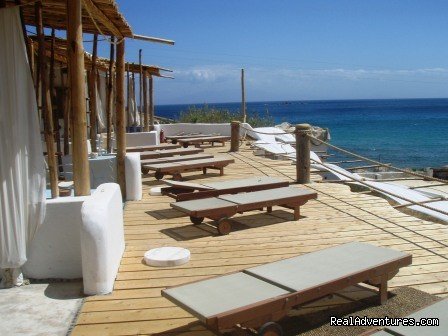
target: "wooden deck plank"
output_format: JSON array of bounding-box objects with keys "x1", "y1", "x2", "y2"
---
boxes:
[{"x1": 72, "y1": 144, "x2": 448, "y2": 336}]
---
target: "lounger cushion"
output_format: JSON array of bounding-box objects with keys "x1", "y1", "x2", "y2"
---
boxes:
[
  {"x1": 377, "y1": 298, "x2": 448, "y2": 336},
  {"x1": 245, "y1": 242, "x2": 409, "y2": 292},
  {"x1": 203, "y1": 176, "x2": 286, "y2": 190},
  {"x1": 163, "y1": 272, "x2": 290, "y2": 322},
  {"x1": 218, "y1": 186, "x2": 315, "y2": 205}
]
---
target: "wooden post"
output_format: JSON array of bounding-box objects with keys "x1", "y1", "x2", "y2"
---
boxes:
[
  {"x1": 50, "y1": 28, "x2": 63, "y2": 174},
  {"x1": 61, "y1": 67, "x2": 70, "y2": 155},
  {"x1": 241, "y1": 68, "x2": 246, "y2": 123},
  {"x1": 106, "y1": 37, "x2": 115, "y2": 153},
  {"x1": 67, "y1": 0, "x2": 90, "y2": 196},
  {"x1": 149, "y1": 75, "x2": 154, "y2": 130},
  {"x1": 88, "y1": 34, "x2": 98, "y2": 152},
  {"x1": 230, "y1": 121, "x2": 240, "y2": 152},
  {"x1": 36, "y1": 1, "x2": 59, "y2": 198},
  {"x1": 143, "y1": 70, "x2": 149, "y2": 131},
  {"x1": 131, "y1": 70, "x2": 137, "y2": 126},
  {"x1": 295, "y1": 124, "x2": 311, "y2": 184},
  {"x1": 138, "y1": 49, "x2": 143, "y2": 130},
  {"x1": 126, "y1": 63, "x2": 132, "y2": 127},
  {"x1": 116, "y1": 39, "x2": 127, "y2": 197}
]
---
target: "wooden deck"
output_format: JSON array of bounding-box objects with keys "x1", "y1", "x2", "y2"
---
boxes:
[{"x1": 72, "y1": 144, "x2": 448, "y2": 336}]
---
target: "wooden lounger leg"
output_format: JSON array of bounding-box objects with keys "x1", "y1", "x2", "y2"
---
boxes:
[
  {"x1": 379, "y1": 276, "x2": 388, "y2": 304},
  {"x1": 220, "y1": 167, "x2": 224, "y2": 176},
  {"x1": 294, "y1": 206, "x2": 300, "y2": 220},
  {"x1": 203, "y1": 167, "x2": 207, "y2": 174},
  {"x1": 267, "y1": 206, "x2": 272, "y2": 213},
  {"x1": 173, "y1": 173, "x2": 182, "y2": 181}
]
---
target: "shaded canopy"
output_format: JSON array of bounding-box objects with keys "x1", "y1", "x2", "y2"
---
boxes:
[
  {"x1": 6, "y1": 0, "x2": 133, "y2": 37},
  {"x1": 28, "y1": 35, "x2": 173, "y2": 78}
]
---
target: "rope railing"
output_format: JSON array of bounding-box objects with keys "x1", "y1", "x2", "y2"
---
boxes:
[
  {"x1": 311, "y1": 158, "x2": 448, "y2": 218},
  {"x1": 308, "y1": 135, "x2": 448, "y2": 184}
]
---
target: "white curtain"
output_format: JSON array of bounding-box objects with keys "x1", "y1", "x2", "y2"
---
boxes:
[
  {"x1": 0, "y1": 7, "x2": 46, "y2": 284},
  {"x1": 128, "y1": 78, "x2": 139, "y2": 126},
  {"x1": 98, "y1": 71, "x2": 108, "y2": 132}
]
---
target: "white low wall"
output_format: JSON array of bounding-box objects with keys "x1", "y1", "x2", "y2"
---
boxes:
[
  {"x1": 125, "y1": 152, "x2": 142, "y2": 201},
  {"x1": 154, "y1": 123, "x2": 250, "y2": 138},
  {"x1": 81, "y1": 183, "x2": 124, "y2": 295},
  {"x1": 23, "y1": 195, "x2": 90, "y2": 279},
  {"x1": 126, "y1": 131, "x2": 159, "y2": 147}
]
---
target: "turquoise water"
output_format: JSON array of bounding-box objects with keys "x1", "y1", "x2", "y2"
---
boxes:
[{"x1": 155, "y1": 98, "x2": 448, "y2": 169}]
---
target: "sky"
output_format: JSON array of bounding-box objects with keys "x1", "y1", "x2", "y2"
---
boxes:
[{"x1": 91, "y1": 0, "x2": 448, "y2": 105}]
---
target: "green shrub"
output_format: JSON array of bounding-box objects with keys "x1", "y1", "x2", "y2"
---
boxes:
[{"x1": 177, "y1": 105, "x2": 273, "y2": 128}]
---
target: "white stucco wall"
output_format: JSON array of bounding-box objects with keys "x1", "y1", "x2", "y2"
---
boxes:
[
  {"x1": 125, "y1": 152, "x2": 142, "y2": 201},
  {"x1": 23, "y1": 195, "x2": 90, "y2": 279},
  {"x1": 154, "y1": 123, "x2": 250, "y2": 137},
  {"x1": 81, "y1": 183, "x2": 124, "y2": 295},
  {"x1": 126, "y1": 131, "x2": 159, "y2": 147}
]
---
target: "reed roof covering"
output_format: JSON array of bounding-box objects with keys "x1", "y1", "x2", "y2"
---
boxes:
[
  {"x1": 7, "y1": 0, "x2": 133, "y2": 38},
  {"x1": 30, "y1": 35, "x2": 172, "y2": 77}
]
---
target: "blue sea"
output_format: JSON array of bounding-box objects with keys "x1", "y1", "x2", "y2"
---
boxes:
[{"x1": 155, "y1": 98, "x2": 448, "y2": 169}]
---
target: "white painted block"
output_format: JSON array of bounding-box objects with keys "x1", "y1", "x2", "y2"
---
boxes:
[
  {"x1": 81, "y1": 183, "x2": 124, "y2": 295},
  {"x1": 125, "y1": 152, "x2": 142, "y2": 201},
  {"x1": 126, "y1": 131, "x2": 159, "y2": 147},
  {"x1": 23, "y1": 195, "x2": 90, "y2": 279}
]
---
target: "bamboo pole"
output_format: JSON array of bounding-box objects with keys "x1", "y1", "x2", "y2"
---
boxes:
[
  {"x1": 138, "y1": 49, "x2": 143, "y2": 130},
  {"x1": 116, "y1": 39, "x2": 127, "y2": 197},
  {"x1": 36, "y1": 1, "x2": 59, "y2": 198},
  {"x1": 241, "y1": 68, "x2": 246, "y2": 123},
  {"x1": 143, "y1": 70, "x2": 149, "y2": 131},
  {"x1": 106, "y1": 37, "x2": 115, "y2": 153},
  {"x1": 61, "y1": 66, "x2": 70, "y2": 156},
  {"x1": 67, "y1": 0, "x2": 90, "y2": 196},
  {"x1": 50, "y1": 28, "x2": 63, "y2": 174},
  {"x1": 88, "y1": 34, "x2": 98, "y2": 152},
  {"x1": 149, "y1": 74, "x2": 154, "y2": 130},
  {"x1": 132, "y1": 70, "x2": 137, "y2": 125}
]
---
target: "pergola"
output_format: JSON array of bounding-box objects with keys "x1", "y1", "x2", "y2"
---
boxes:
[{"x1": 2, "y1": 0, "x2": 173, "y2": 199}]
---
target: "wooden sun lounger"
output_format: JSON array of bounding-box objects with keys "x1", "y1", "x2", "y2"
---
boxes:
[
  {"x1": 171, "y1": 186, "x2": 317, "y2": 234},
  {"x1": 362, "y1": 298, "x2": 448, "y2": 336},
  {"x1": 139, "y1": 147, "x2": 204, "y2": 160},
  {"x1": 141, "y1": 153, "x2": 214, "y2": 174},
  {"x1": 166, "y1": 133, "x2": 220, "y2": 144},
  {"x1": 145, "y1": 157, "x2": 235, "y2": 181},
  {"x1": 161, "y1": 176, "x2": 290, "y2": 201},
  {"x1": 162, "y1": 242, "x2": 412, "y2": 335},
  {"x1": 177, "y1": 135, "x2": 231, "y2": 148},
  {"x1": 126, "y1": 143, "x2": 181, "y2": 152}
]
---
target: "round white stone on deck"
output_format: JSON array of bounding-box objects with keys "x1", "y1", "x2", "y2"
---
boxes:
[
  {"x1": 144, "y1": 247, "x2": 190, "y2": 267},
  {"x1": 149, "y1": 187, "x2": 163, "y2": 196}
]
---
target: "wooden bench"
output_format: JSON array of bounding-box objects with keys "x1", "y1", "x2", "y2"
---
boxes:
[
  {"x1": 126, "y1": 143, "x2": 181, "y2": 152},
  {"x1": 144, "y1": 157, "x2": 235, "y2": 180},
  {"x1": 141, "y1": 153, "x2": 214, "y2": 174},
  {"x1": 177, "y1": 135, "x2": 231, "y2": 148},
  {"x1": 162, "y1": 176, "x2": 289, "y2": 201},
  {"x1": 166, "y1": 133, "x2": 219, "y2": 144},
  {"x1": 171, "y1": 186, "x2": 317, "y2": 234},
  {"x1": 139, "y1": 147, "x2": 204, "y2": 160},
  {"x1": 163, "y1": 242, "x2": 412, "y2": 335}
]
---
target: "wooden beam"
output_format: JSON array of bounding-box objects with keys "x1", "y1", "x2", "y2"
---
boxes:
[
  {"x1": 393, "y1": 197, "x2": 446, "y2": 209},
  {"x1": 36, "y1": 1, "x2": 59, "y2": 198},
  {"x1": 106, "y1": 36, "x2": 115, "y2": 153},
  {"x1": 50, "y1": 28, "x2": 63, "y2": 174},
  {"x1": 143, "y1": 70, "x2": 148, "y2": 131},
  {"x1": 139, "y1": 49, "x2": 143, "y2": 130},
  {"x1": 88, "y1": 34, "x2": 98, "y2": 152},
  {"x1": 115, "y1": 39, "x2": 126, "y2": 197},
  {"x1": 126, "y1": 63, "x2": 130, "y2": 128},
  {"x1": 149, "y1": 74, "x2": 154, "y2": 129},
  {"x1": 81, "y1": 0, "x2": 123, "y2": 38},
  {"x1": 133, "y1": 34, "x2": 175, "y2": 45},
  {"x1": 67, "y1": 0, "x2": 90, "y2": 196}
]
